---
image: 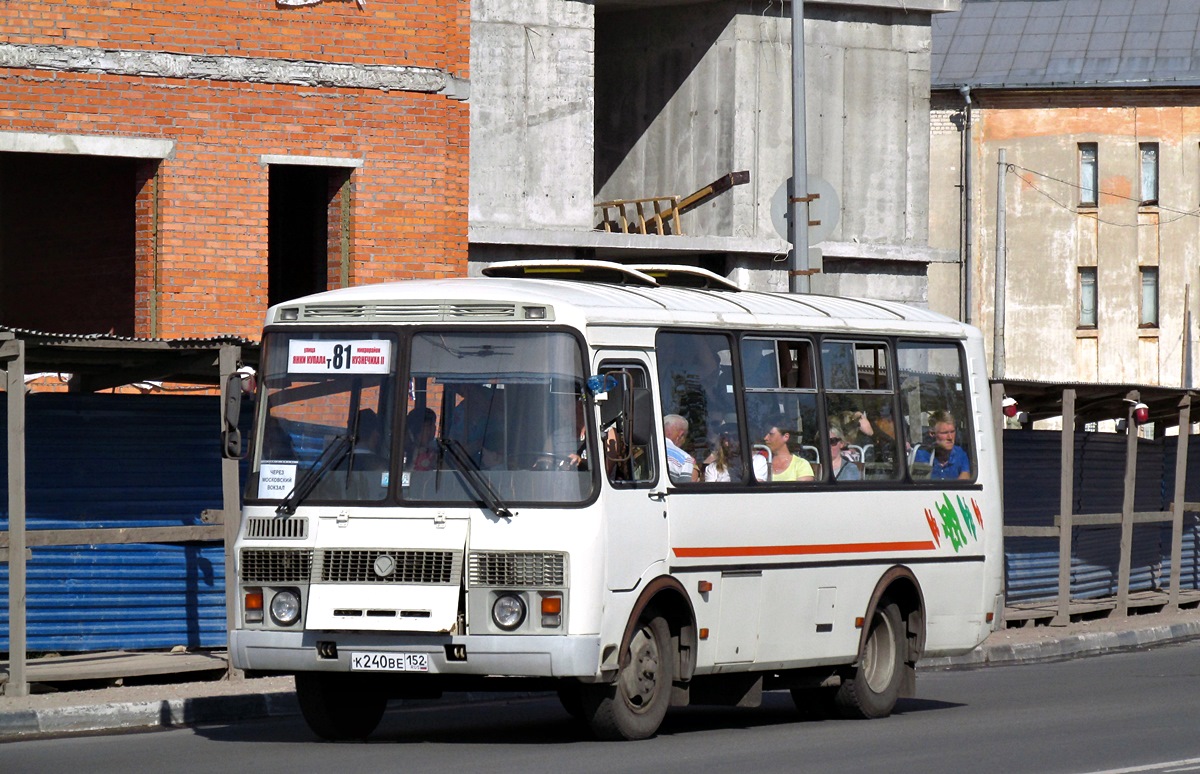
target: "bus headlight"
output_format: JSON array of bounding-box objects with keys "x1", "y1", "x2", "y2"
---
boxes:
[
  {"x1": 492, "y1": 593, "x2": 526, "y2": 631},
  {"x1": 270, "y1": 589, "x2": 302, "y2": 626}
]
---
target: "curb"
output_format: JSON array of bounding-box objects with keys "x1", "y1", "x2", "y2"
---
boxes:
[
  {"x1": 0, "y1": 691, "x2": 300, "y2": 740},
  {"x1": 921, "y1": 620, "x2": 1200, "y2": 670}
]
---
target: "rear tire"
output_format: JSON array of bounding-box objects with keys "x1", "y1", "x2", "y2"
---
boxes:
[
  {"x1": 295, "y1": 672, "x2": 387, "y2": 741},
  {"x1": 834, "y1": 600, "x2": 905, "y2": 719},
  {"x1": 583, "y1": 614, "x2": 673, "y2": 741}
]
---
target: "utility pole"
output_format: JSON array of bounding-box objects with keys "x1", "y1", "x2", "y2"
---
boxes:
[
  {"x1": 994, "y1": 148, "x2": 1007, "y2": 379},
  {"x1": 788, "y1": 0, "x2": 810, "y2": 294}
]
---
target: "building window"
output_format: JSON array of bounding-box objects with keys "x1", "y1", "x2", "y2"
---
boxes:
[
  {"x1": 1079, "y1": 143, "x2": 1097, "y2": 206},
  {"x1": 1140, "y1": 143, "x2": 1158, "y2": 205},
  {"x1": 1079, "y1": 267, "x2": 1097, "y2": 328},
  {"x1": 1140, "y1": 267, "x2": 1159, "y2": 327}
]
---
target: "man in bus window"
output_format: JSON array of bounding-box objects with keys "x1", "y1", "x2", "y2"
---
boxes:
[
  {"x1": 663, "y1": 414, "x2": 699, "y2": 484},
  {"x1": 913, "y1": 411, "x2": 971, "y2": 480},
  {"x1": 761, "y1": 417, "x2": 814, "y2": 482}
]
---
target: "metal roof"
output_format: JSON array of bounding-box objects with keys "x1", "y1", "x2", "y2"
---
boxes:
[
  {"x1": 996, "y1": 377, "x2": 1196, "y2": 428},
  {"x1": 0, "y1": 326, "x2": 259, "y2": 391},
  {"x1": 932, "y1": 0, "x2": 1200, "y2": 90}
]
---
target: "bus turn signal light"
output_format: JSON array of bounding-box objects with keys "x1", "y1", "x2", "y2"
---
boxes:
[
  {"x1": 541, "y1": 594, "x2": 562, "y2": 628},
  {"x1": 245, "y1": 588, "x2": 264, "y2": 624},
  {"x1": 698, "y1": 580, "x2": 713, "y2": 593}
]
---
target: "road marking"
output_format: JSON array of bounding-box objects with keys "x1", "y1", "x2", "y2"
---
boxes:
[{"x1": 1078, "y1": 759, "x2": 1200, "y2": 774}]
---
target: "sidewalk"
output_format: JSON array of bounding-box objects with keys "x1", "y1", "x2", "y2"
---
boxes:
[{"x1": 4, "y1": 606, "x2": 1200, "y2": 741}]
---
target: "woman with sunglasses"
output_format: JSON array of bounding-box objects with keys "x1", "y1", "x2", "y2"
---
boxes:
[{"x1": 828, "y1": 426, "x2": 861, "y2": 481}]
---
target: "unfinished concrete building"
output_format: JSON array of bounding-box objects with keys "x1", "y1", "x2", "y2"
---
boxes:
[{"x1": 469, "y1": 0, "x2": 961, "y2": 302}]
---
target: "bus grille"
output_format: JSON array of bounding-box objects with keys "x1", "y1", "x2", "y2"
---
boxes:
[
  {"x1": 319, "y1": 549, "x2": 463, "y2": 584},
  {"x1": 468, "y1": 552, "x2": 566, "y2": 588},
  {"x1": 245, "y1": 516, "x2": 308, "y2": 539},
  {"x1": 241, "y1": 548, "x2": 314, "y2": 583}
]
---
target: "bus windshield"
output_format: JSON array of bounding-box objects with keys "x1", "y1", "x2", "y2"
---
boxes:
[{"x1": 248, "y1": 329, "x2": 594, "y2": 508}]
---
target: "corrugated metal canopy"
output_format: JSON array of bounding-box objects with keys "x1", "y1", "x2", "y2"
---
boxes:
[
  {"x1": 932, "y1": 0, "x2": 1200, "y2": 89},
  {"x1": 996, "y1": 377, "x2": 1197, "y2": 427},
  {"x1": 1, "y1": 326, "x2": 259, "y2": 392}
]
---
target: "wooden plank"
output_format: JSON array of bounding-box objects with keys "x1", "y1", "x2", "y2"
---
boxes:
[
  {"x1": 219, "y1": 345, "x2": 244, "y2": 682},
  {"x1": 5, "y1": 338, "x2": 28, "y2": 697},
  {"x1": 1116, "y1": 392, "x2": 1139, "y2": 617},
  {"x1": 1004, "y1": 511, "x2": 1174, "y2": 536},
  {"x1": 0, "y1": 525, "x2": 224, "y2": 548},
  {"x1": 1055, "y1": 512, "x2": 1174, "y2": 526},
  {"x1": 1056, "y1": 388, "x2": 1075, "y2": 625},
  {"x1": 1004, "y1": 526, "x2": 1059, "y2": 537},
  {"x1": 0, "y1": 650, "x2": 228, "y2": 685},
  {"x1": 1169, "y1": 396, "x2": 1191, "y2": 610}
]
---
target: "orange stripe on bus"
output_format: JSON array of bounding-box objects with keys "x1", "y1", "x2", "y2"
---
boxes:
[{"x1": 672, "y1": 541, "x2": 937, "y2": 558}]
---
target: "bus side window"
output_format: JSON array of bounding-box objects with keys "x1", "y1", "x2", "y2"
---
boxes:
[
  {"x1": 822, "y1": 340, "x2": 898, "y2": 481},
  {"x1": 600, "y1": 363, "x2": 656, "y2": 486},
  {"x1": 742, "y1": 337, "x2": 819, "y2": 483},
  {"x1": 656, "y1": 332, "x2": 737, "y2": 483},
  {"x1": 898, "y1": 341, "x2": 974, "y2": 483}
]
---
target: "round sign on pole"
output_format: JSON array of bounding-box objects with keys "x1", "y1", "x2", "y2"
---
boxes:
[{"x1": 771, "y1": 176, "x2": 841, "y2": 244}]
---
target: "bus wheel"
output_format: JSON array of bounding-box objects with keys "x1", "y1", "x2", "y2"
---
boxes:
[
  {"x1": 583, "y1": 614, "x2": 673, "y2": 741},
  {"x1": 295, "y1": 672, "x2": 387, "y2": 741},
  {"x1": 835, "y1": 600, "x2": 904, "y2": 719},
  {"x1": 556, "y1": 680, "x2": 586, "y2": 721}
]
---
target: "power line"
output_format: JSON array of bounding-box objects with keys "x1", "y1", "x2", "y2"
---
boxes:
[{"x1": 1007, "y1": 163, "x2": 1200, "y2": 228}]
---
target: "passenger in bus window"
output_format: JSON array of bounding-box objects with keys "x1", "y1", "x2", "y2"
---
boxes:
[
  {"x1": 703, "y1": 424, "x2": 768, "y2": 483},
  {"x1": 548, "y1": 396, "x2": 587, "y2": 470},
  {"x1": 762, "y1": 417, "x2": 814, "y2": 482},
  {"x1": 404, "y1": 407, "x2": 438, "y2": 471},
  {"x1": 861, "y1": 404, "x2": 902, "y2": 478},
  {"x1": 913, "y1": 411, "x2": 971, "y2": 480},
  {"x1": 828, "y1": 426, "x2": 861, "y2": 481},
  {"x1": 663, "y1": 414, "x2": 699, "y2": 484}
]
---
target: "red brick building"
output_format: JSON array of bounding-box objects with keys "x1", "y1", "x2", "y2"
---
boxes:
[{"x1": 0, "y1": 0, "x2": 470, "y2": 341}]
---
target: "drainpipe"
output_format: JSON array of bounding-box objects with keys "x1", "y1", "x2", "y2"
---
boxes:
[{"x1": 959, "y1": 85, "x2": 973, "y2": 324}]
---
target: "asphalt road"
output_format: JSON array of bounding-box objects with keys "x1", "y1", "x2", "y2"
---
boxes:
[{"x1": 4, "y1": 640, "x2": 1200, "y2": 774}]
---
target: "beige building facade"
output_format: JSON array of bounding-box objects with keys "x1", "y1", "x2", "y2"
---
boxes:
[{"x1": 930, "y1": 1, "x2": 1200, "y2": 388}]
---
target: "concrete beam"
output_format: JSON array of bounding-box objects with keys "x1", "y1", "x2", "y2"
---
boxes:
[
  {"x1": 0, "y1": 43, "x2": 461, "y2": 96},
  {"x1": 469, "y1": 224, "x2": 787, "y2": 256},
  {"x1": 0, "y1": 130, "x2": 174, "y2": 159}
]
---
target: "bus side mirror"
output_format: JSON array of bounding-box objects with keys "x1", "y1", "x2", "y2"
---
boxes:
[
  {"x1": 631, "y1": 388, "x2": 654, "y2": 446},
  {"x1": 222, "y1": 373, "x2": 244, "y2": 459}
]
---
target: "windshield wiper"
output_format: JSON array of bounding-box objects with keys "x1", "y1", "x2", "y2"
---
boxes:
[
  {"x1": 276, "y1": 434, "x2": 353, "y2": 516},
  {"x1": 437, "y1": 438, "x2": 514, "y2": 519}
]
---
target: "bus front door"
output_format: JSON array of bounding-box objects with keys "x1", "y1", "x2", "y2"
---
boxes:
[{"x1": 596, "y1": 357, "x2": 666, "y2": 592}]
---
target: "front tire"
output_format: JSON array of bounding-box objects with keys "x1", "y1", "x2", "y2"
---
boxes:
[
  {"x1": 583, "y1": 614, "x2": 674, "y2": 740},
  {"x1": 834, "y1": 600, "x2": 905, "y2": 719},
  {"x1": 295, "y1": 672, "x2": 387, "y2": 741}
]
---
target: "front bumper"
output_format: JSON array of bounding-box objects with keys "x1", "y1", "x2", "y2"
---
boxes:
[{"x1": 231, "y1": 628, "x2": 602, "y2": 678}]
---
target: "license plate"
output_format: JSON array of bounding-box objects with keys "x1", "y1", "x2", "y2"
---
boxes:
[{"x1": 350, "y1": 651, "x2": 430, "y2": 672}]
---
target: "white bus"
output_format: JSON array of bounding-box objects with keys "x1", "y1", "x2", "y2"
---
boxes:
[{"x1": 226, "y1": 261, "x2": 1003, "y2": 741}]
